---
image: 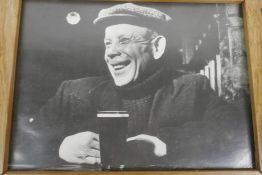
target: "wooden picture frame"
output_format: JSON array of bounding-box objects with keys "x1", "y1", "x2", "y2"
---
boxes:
[{"x1": 0, "y1": 0, "x2": 261, "y2": 174}]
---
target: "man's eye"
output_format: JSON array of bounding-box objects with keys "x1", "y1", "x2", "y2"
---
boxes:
[
  {"x1": 104, "y1": 41, "x2": 111, "y2": 46},
  {"x1": 119, "y1": 38, "x2": 131, "y2": 44}
]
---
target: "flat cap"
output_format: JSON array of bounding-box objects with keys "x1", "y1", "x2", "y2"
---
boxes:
[{"x1": 93, "y1": 3, "x2": 172, "y2": 30}]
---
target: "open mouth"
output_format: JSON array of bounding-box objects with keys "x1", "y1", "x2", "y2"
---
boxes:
[{"x1": 112, "y1": 60, "x2": 131, "y2": 71}]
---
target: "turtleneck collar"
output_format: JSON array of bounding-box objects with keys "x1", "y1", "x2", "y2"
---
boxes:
[{"x1": 113, "y1": 67, "x2": 171, "y2": 99}]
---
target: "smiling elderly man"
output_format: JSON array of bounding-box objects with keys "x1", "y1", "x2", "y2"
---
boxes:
[{"x1": 31, "y1": 3, "x2": 251, "y2": 170}]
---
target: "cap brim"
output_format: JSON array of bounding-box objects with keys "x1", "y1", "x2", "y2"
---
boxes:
[
  {"x1": 93, "y1": 14, "x2": 169, "y2": 34},
  {"x1": 93, "y1": 14, "x2": 137, "y2": 25}
]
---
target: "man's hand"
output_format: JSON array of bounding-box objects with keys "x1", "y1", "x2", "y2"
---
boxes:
[
  {"x1": 127, "y1": 134, "x2": 167, "y2": 157},
  {"x1": 59, "y1": 131, "x2": 100, "y2": 164}
]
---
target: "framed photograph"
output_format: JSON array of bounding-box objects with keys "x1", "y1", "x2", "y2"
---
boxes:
[{"x1": 0, "y1": 0, "x2": 261, "y2": 174}]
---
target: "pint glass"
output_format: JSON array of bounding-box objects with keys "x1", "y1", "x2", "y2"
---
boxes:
[{"x1": 97, "y1": 111, "x2": 129, "y2": 170}]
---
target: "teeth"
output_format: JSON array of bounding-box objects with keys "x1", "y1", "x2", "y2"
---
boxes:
[{"x1": 114, "y1": 64, "x2": 125, "y2": 70}]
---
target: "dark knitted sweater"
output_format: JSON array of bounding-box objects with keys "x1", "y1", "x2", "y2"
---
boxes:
[
  {"x1": 115, "y1": 68, "x2": 167, "y2": 137},
  {"x1": 112, "y1": 69, "x2": 169, "y2": 167},
  {"x1": 122, "y1": 96, "x2": 152, "y2": 137}
]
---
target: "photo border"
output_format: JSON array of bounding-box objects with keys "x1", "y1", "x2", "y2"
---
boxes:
[{"x1": 0, "y1": 0, "x2": 261, "y2": 174}]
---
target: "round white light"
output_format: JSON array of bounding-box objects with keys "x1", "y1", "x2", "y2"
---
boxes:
[
  {"x1": 29, "y1": 118, "x2": 34, "y2": 123},
  {"x1": 66, "y1": 12, "x2": 81, "y2": 25}
]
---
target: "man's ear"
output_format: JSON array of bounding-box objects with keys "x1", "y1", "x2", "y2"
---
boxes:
[{"x1": 151, "y1": 35, "x2": 166, "y2": 60}]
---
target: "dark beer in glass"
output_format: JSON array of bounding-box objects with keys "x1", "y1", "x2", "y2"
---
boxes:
[{"x1": 97, "y1": 111, "x2": 129, "y2": 170}]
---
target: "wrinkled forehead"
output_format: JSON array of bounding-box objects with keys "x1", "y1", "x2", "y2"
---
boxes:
[{"x1": 104, "y1": 24, "x2": 151, "y2": 39}]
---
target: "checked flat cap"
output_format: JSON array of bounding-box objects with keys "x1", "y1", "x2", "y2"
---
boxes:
[{"x1": 93, "y1": 3, "x2": 172, "y2": 30}]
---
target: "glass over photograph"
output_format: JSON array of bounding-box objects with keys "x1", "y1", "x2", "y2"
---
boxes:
[{"x1": 9, "y1": 0, "x2": 254, "y2": 171}]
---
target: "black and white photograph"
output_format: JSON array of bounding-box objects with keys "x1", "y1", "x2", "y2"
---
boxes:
[{"x1": 9, "y1": 0, "x2": 254, "y2": 171}]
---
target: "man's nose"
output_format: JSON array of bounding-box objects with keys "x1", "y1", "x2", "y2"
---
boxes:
[{"x1": 106, "y1": 46, "x2": 121, "y2": 59}]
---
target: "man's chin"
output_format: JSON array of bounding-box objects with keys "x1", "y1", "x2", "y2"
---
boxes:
[
  {"x1": 113, "y1": 77, "x2": 132, "y2": 87},
  {"x1": 114, "y1": 80, "x2": 130, "y2": 87}
]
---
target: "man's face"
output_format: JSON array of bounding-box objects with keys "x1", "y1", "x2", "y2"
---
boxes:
[{"x1": 104, "y1": 24, "x2": 154, "y2": 86}]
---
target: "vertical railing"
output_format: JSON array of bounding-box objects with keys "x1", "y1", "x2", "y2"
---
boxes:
[{"x1": 199, "y1": 55, "x2": 222, "y2": 96}]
